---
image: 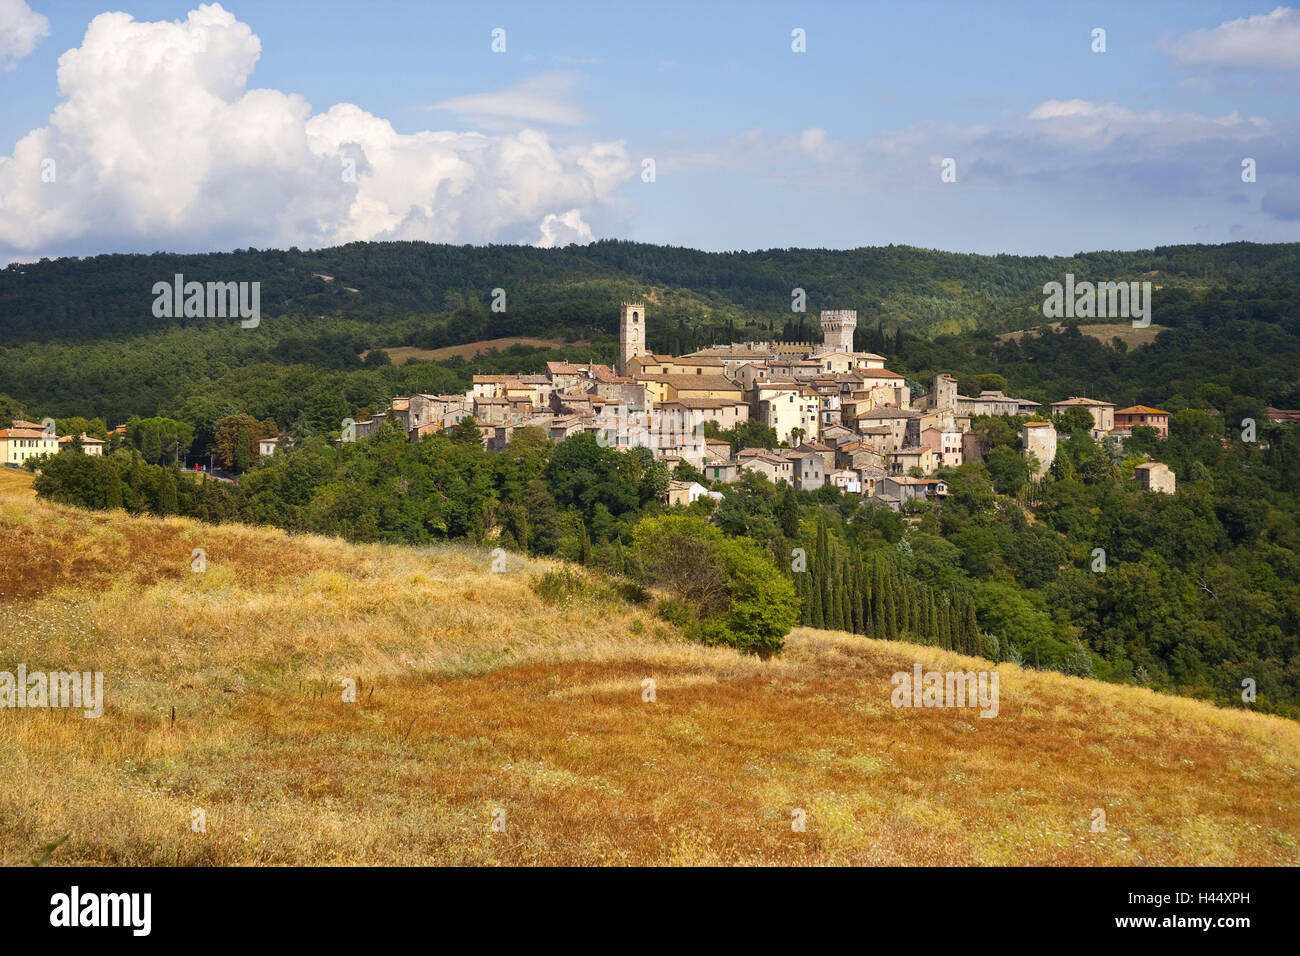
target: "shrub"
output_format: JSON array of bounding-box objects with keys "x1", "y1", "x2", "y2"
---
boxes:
[
  {"x1": 632, "y1": 515, "x2": 799, "y2": 656},
  {"x1": 531, "y1": 567, "x2": 590, "y2": 605}
]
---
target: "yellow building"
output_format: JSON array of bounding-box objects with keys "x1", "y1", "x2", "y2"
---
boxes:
[
  {"x1": 57, "y1": 434, "x2": 105, "y2": 456},
  {"x1": 0, "y1": 426, "x2": 59, "y2": 465},
  {"x1": 754, "y1": 384, "x2": 821, "y2": 444}
]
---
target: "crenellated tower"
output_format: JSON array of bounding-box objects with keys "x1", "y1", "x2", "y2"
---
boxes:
[{"x1": 820, "y1": 309, "x2": 857, "y2": 352}]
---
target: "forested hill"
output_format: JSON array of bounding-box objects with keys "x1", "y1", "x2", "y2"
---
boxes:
[{"x1": 4, "y1": 239, "x2": 1299, "y2": 345}]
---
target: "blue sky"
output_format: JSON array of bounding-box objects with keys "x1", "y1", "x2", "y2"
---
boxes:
[{"x1": 1, "y1": 0, "x2": 1297, "y2": 260}]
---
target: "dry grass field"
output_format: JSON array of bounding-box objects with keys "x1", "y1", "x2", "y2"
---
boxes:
[
  {"x1": 0, "y1": 467, "x2": 35, "y2": 499},
  {"x1": 1, "y1": 475, "x2": 1297, "y2": 866},
  {"x1": 996, "y1": 322, "x2": 1170, "y2": 348},
  {"x1": 363, "y1": 337, "x2": 587, "y2": 366}
]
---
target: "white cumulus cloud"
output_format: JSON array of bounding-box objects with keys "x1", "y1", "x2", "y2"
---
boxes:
[
  {"x1": 1170, "y1": 6, "x2": 1300, "y2": 71},
  {"x1": 0, "y1": 0, "x2": 49, "y2": 70},
  {"x1": 535, "y1": 209, "x2": 595, "y2": 247},
  {"x1": 0, "y1": 4, "x2": 633, "y2": 255}
]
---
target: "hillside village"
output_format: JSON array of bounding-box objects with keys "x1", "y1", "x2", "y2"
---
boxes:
[{"x1": 342, "y1": 303, "x2": 1182, "y2": 508}]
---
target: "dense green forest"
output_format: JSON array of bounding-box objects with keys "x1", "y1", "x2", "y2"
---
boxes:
[{"x1": 6, "y1": 240, "x2": 1297, "y2": 346}]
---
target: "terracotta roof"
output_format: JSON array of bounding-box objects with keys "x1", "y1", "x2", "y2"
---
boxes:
[
  {"x1": 58, "y1": 434, "x2": 105, "y2": 444},
  {"x1": 888, "y1": 476, "x2": 945, "y2": 486},
  {"x1": 638, "y1": 374, "x2": 741, "y2": 391},
  {"x1": 1115, "y1": 405, "x2": 1170, "y2": 416},
  {"x1": 658, "y1": 397, "x2": 748, "y2": 409},
  {"x1": 664, "y1": 356, "x2": 725, "y2": 366},
  {"x1": 687, "y1": 348, "x2": 772, "y2": 359},
  {"x1": 856, "y1": 408, "x2": 919, "y2": 420},
  {"x1": 546, "y1": 361, "x2": 624, "y2": 382},
  {"x1": 1052, "y1": 396, "x2": 1115, "y2": 407}
]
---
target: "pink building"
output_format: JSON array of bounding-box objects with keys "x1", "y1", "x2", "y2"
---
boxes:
[{"x1": 920, "y1": 426, "x2": 963, "y2": 468}]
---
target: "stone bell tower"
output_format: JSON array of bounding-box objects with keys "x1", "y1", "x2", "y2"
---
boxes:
[{"x1": 619, "y1": 302, "x2": 648, "y2": 374}]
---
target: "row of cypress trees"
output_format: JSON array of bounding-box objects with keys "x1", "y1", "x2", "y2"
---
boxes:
[{"x1": 790, "y1": 514, "x2": 991, "y2": 659}]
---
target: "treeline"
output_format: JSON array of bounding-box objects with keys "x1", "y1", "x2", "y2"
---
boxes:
[
  {"x1": 5, "y1": 239, "x2": 1297, "y2": 346},
  {"x1": 795, "y1": 515, "x2": 986, "y2": 657},
  {"x1": 898, "y1": 284, "x2": 1300, "y2": 412}
]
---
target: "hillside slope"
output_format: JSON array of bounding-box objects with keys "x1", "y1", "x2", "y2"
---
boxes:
[
  {"x1": 1, "y1": 477, "x2": 1297, "y2": 866},
  {"x1": 5, "y1": 240, "x2": 1298, "y2": 345}
]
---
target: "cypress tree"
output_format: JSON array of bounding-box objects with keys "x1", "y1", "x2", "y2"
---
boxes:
[
  {"x1": 852, "y1": 561, "x2": 865, "y2": 634},
  {"x1": 823, "y1": 566, "x2": 837, "y2": 631},
  {"x1": 899, "y1": 580, "x2": 913, "y2": 636},
  {"x1": 962, "y1": 597, "x2": 980, "y2": 656},
  {"x1": 792, "y1": 562, "x2": 803, "y2": 624},
  {"x1": 838, "y1": 568, "x2": 852, "y2": 633},
  {"x1": 781, "y1": 486, "x2": 800, "y2": 539},
  {"x1": 157, "y1": 468, "x2": 178, "y2": 516},
  {"x1": 105, "y1": 464, "x2": 123, "y2": 510},
  {"x1": 811, "y1": 573, "x2": 825, "y2": 628},
  {"x1": 883, "y1": 571, "x2": 897, "y2": 638},
  {"x1": 872, "y1": 558, "x2": 886, "y2": 637},
  {"x1": 815, "y1": 516, "x2": 831, "y2": 581},
  {"x1": 795, "y1": 567, "x2": 810, "y2": 626}
]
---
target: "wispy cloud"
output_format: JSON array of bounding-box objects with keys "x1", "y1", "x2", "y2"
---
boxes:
[
  {"x1": 430, "y1": 74, "x2": 589, "y2": 128},
  {"x1": 649, "y1": 98, "x2": 1289, "y2": 219}
]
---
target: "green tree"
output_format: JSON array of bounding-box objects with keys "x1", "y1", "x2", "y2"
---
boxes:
[{"x1": 633, "y1": 515, "x2": 798, "y2": 656}]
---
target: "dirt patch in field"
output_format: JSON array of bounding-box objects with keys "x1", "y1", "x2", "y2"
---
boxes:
[
  {"x1": 365, "y1": 338, "x2": 590, "y2": 366},
  {"x1": 997, "y1": 323, "x2": 1169, "y2": 347}
]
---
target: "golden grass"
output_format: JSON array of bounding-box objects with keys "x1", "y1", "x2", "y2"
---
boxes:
[
  {"x1": 997, "y1": 322, "x2": 1170, "y2": 348},
  {"x1": 0, "y1": 467, "x2": 34, "y2": 498},
  {"x1": 1, "y1": 485, "x2": 1297, "y2": 866}
]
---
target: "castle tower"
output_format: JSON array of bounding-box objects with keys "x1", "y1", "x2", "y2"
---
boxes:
[
  {"x1": 820, "y1": 309, "x2": 857, "y2": 352},
  {"x1": 932, "y1": 373, "x2": 958, "y2": 411},
  {"x1": 619, "y1": 302, "x2": 648, "y2": 374},
  {"x1": 1020, "y1": 422, "x2": 1057, "y2": 479}
]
